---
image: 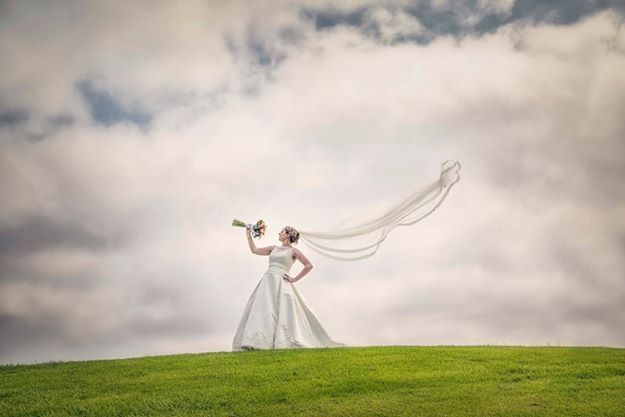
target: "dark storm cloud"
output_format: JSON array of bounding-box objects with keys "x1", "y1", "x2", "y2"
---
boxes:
[
  {"x1": 0, "y1": 215, "x2": 119, "y2": 290},
  {"x1": 224, "y1": 22, "x2": 294, "y2": 96},
  {"x1": 501, "y1": 0, "x2": 623, "y2": 26},
  {"x1": 125, "y1": 311, "x2": 212, "y2": 337},
  {"x1": 0, "y1": 273, "x2": 215, "y2": 362},
  {"x1": 0, "y1": 215, "x2": 110, "y2": 257},
  {"x1": 277, "y1": 25, "x2": 308, "y2": 46},
  {"x1": 300, "y1": 6, "x2": 366, "y2": 31},
  {"x1": 0, "y1": 103, "x2": 73, "y2": 142},
  {"x1": 404, "y1": 0, "x2": 622, "y2": 34},
  {"x1": 228, "y1": 21, "x2": 294, "y2": 70},
  {"x1": 0, "y1": 315, "x2": 67, "y2": 358},
  {"x1": 77, "y1": 79, "x2": 153, "y2": 129},
  {"x1": 300, "y1": 0, "x2": 624, "y2": 45},
  {"x1": 0, "y1": 109, "x2": 29, "y2": 127},
  {"x1": 387, "y1": 270, "x2": 625, "y2": 344},
  {"x1": 559, "y1": 294, "x2": 625, "y2": 330},
  {"x1": 480, "y1": 133, "x2": 625, "y2": 205},
  {"x1": 246, "y1": 27, "x2": 287, "y2": 69},
  {"x1": 0, "y1": 308, "x2": 218, "y2": 365},
  {"x1": 0, "y1": 236, "x2": 215, "y2": 363},
  {"x1": 474, "y1": 291, "x2": 625, "y2": 341},
  {"x1": 47, "y1": 114, "x2": 74, "y2": 128}
]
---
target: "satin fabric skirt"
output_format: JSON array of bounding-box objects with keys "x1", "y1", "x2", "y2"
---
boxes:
[{"x1": 232, "y1": 265, "x2": 345, "y2": 351}]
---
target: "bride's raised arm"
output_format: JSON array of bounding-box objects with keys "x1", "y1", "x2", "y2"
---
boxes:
[{"x1": 246, "y1": 227, "x2": 274, "y2": 256}]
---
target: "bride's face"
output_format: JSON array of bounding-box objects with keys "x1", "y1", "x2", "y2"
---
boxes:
[{"x1": 279, "y1": 228, "x2": 288, "y2": 242}]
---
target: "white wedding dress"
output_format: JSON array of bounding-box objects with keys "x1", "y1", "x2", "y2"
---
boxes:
[{"x1": 232, "y1": 245, "x2": 345, "y2": 351}]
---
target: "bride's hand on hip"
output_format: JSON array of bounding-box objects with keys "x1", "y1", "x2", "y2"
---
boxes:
[{"x1": 282, "y1": 274, "x2": 296, "y2": 283}]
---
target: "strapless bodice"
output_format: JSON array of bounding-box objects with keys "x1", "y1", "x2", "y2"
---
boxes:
[{"x1": 267, "y1": 246, "x2": 295, "y2": 272}]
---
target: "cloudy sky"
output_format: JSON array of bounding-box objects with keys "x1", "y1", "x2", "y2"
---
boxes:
[{"x1": 1, "y1": 0, "x2": 624, "y2": 365}]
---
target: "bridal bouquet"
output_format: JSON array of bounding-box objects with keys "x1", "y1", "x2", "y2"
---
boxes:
[{"x1": 232, "y1": 218, "x2": 266, "y2": 239}]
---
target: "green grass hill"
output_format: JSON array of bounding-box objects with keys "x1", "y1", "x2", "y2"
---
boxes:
[{"x1": 1, "y1": 346, "x2": 624, "y2": 416}]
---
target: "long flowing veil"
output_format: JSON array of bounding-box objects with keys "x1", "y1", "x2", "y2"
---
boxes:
[{"x1": 296, "y1": 160, "x2": 462, "y2": 261}]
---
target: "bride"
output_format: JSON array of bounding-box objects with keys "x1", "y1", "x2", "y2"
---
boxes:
[
  {"x1": 232, "y1": 161, "x2": 461, "y2": 350},
  {"x1": 232, "y1": 224, "x2": 345, "y2": 351}
]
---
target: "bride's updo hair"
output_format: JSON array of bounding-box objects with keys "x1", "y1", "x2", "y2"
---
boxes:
[{"x1": 284, "y1": 226, "x2": 300, "y2": 244}]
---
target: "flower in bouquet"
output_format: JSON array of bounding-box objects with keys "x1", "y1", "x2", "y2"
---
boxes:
[{"x1": 232, "y1": 218, "x2": 266, "y2": 239}]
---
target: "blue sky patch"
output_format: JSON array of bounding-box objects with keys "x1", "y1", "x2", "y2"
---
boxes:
[
  {"x1": 301, "y1": 0, "x2": 622, "y2": 45},
  {"x1": 77, "y1": 79, "x2": 152, "y2": 129}
]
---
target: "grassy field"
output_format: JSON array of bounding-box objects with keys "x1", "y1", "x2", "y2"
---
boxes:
[{"x1": 1, "y1": 346, "x2": 624, "y2": 416}]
